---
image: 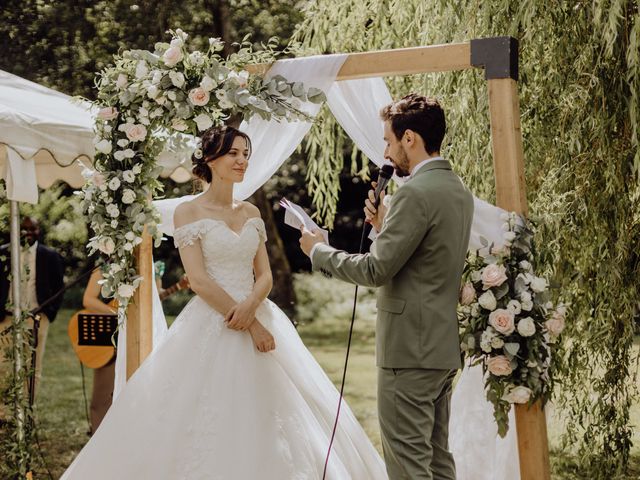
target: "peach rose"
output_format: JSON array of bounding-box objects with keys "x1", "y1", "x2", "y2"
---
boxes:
[
  {"x1": 163, "y1": 46, "x2": 183, "y2": 67},
  {"x1": 98, "y1": 107, "x2": 118, "y2": 121},
  {"x1": 545, "y1": 310, "x2": 566, "y2": 336},
  {"x1": 481, "y1": 264, "x2": 508, "y2": 290},
  {"x1": 487, "y1": 355, "x2": 513, "y2": 376},
  {"x1": 460, "y1": 282, "x2": 476, "y2": 305},
  {"x1": 188, "y1": 87, "x2": 210, "y2": 106},
  {"x1": 125, "y1": 124, "x2": 147, "y2": 142},
  {"x1": 488, "y1": 309, "x2": 516, "y2": 335}
]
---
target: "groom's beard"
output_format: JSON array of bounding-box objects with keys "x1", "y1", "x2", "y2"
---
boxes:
[{"x1": 390, "y1": 150, "x2": 411, "y2": 177}]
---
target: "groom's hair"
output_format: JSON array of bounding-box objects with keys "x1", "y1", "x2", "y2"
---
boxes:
[{"x1": 380, "y1": 94, "x2": 445, "y2": 154}]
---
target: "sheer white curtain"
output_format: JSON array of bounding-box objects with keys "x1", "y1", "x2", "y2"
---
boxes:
[{"x1": 155, "y1": 54, "x2": 347, "y2": 236}]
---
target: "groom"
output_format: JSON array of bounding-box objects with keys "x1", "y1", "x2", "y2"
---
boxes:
[{"x1": 300, "y1": 94, "x2": 474, "y2": 480}]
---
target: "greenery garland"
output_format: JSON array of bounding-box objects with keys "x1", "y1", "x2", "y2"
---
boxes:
[{"x1": 81, "y1": 29, "x2": 325, "y2": 309}]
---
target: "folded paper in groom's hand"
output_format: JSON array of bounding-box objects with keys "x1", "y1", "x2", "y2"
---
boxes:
[{"x1": 279, "y1": 198, "x2": 329, "y2": 244}]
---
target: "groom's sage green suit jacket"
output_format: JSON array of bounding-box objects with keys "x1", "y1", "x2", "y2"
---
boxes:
[{"x1": 312, "y1": 160, "x2": 474, "y2": 370}]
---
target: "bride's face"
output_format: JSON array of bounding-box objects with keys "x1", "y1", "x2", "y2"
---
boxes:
[{"x1": 210, "y1": 136, "x2": 250, "y2": 183}]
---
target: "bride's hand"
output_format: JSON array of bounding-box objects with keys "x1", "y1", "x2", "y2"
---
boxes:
[
  {"x1": 225, "y1": 298, "x2": 259, "y2": 331},
  {"x1": 248, "y1": 321, "x2": 276, "y2": 352}
]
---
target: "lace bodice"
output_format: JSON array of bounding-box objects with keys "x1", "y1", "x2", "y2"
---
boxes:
[{"x1": 173, "y1": 217, "x2": 267, "y2": 301}]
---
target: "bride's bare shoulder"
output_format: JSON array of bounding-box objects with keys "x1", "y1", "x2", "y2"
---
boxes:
[
  {"x1": 174, "y1": 200, "x2": 202, "y2": 229},
  {"x1": 240, "y1": 201, "x2": 261, "y2": 219}
]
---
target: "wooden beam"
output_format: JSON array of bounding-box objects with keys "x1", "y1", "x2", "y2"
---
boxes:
[
  {"x1": 487, "y1": 77, "x2": 549, "y2": 480},
  {"x1": 488, "y1": 78, "x2": 528, "y2": 215},
  {"x1": 126, "y1": 227, "x2": 153, "y2": 379},
  {"x1": 247, "y1": 42, "x2": 472, "y2": 81}
]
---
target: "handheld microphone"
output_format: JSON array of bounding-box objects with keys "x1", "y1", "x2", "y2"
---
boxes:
[{"x1": 373, "y1": 164, "x2": 395, "y2": 208}]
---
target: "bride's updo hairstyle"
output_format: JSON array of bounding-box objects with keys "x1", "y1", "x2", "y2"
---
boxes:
[{"x1": 191, "y1": 125, "x2": 252, "y2": 183}]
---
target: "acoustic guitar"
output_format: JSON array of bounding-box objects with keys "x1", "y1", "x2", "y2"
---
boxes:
[{"x1": 67, "y1": 276, "x2": 190, "y2": 369}]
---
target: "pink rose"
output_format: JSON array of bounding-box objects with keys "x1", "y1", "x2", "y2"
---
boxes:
[
  {"x1": 98, "y1": 107, "x2": 118, "y2": 121},
  {"x1": 460, "y1": 282, "x2": 476, "y2": 305},
  {"x1": 487, "y1": 355, "x2": 513, "y2": 376},
  {"x1": 481, "y1": 264, "x2": 508, "y2": 290},
  {"x1": 545, "y1": 310, "x2": 565, "y2": 336},
  {"x1": 188, "y1": 87, "x2": 210, "y2": 107},
  {"x1": 125, "y1": 124, "x2": 147, "y2": 142},
  {"x1": 163, "y1": 46, "x2": 183, "y2": 67},
  {"x1": 488, "y1": 309, "x2": 516, "y2": 335}
]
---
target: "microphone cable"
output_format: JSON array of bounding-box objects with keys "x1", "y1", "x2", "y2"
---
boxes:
[{"x1": 321, "y1": 163, "x2": 393, "y2": 479}]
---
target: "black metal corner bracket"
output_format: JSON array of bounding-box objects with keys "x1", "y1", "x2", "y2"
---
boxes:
[{"x1": 470, "y1": 36, "x2": 519, "y2": 81}]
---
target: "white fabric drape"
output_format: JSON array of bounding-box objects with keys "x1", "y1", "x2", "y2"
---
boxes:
[
  {"x1": 113, "y1": 261, "x2": 169, "y2": 400},
  {"x1": 154, "y1": 54, "x2": 347, "y2": 236}
]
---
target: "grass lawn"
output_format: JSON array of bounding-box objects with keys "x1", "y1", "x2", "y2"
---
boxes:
[{"x1": 4, "y1": 307, "x2": 639, "y2": 478}]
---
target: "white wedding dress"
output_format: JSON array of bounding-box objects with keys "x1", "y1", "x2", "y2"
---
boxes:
[{"x1": 61, "y1": 217, "x2": 387, "y2": 480}]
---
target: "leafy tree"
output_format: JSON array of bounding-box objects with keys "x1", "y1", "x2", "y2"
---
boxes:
[{"x1": 294, "y1": 0, "x2": 640, "y2": 477}]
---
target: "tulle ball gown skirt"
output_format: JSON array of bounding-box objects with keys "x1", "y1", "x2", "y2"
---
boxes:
[{"x1": 61, "y1": 297, "x2": 387, "y2": 480}]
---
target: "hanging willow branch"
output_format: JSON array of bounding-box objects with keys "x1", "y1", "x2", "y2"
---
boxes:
[{"x1": 294, "y1": 1, "x2": 640, "y2": 477}]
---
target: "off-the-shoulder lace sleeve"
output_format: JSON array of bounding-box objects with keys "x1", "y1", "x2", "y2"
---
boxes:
[
  {"x1": 173, "y1": 220, "x2": 214, "y2": 248},
  {"x1": 252, "y1": 217, "x2": 267, "y2": 243}
]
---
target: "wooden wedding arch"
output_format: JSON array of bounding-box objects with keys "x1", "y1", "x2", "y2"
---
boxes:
[{"x1": 127, "y1": 37, "x2": 549, "y2": 480}]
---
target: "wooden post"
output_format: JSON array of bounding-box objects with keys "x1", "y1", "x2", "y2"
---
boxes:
[
  {"x1": 487, "y1": 76, "x2": 550, "y2": 480},
  {"x1": 126, "y1": 227, "x2": 153, "y2": 379}
]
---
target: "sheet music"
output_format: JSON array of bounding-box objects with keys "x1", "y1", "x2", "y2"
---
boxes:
[{"x1": 279, "y1": 198, "x2": 329, "y2": 244}]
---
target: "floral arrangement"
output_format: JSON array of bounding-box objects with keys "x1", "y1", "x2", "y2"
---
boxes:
[
  {"x1": 458, "y1": 212, "x2": 566, "y2": 436},
  {"x1": 79, "y1": 29, "x2": 325, "y2": 307}
]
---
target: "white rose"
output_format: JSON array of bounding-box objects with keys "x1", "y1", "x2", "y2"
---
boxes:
[
  {"x1": 126, "y1": 124, "x2": 147, "y2": 142},
  {"x1": 200, "y1": 75, "x2": 216, "y2": 91},
  {"x1": 110, "y1": 220, "x2": 118, "y2": 228},
  {"x1": 117, "y1": 139, "x2": 129, "y2": 148},
  {"x1": 108, "y1": 177, "x2": 121, "y2": 191},
  {"x1": 98, "y1": 237, "x2": 115, "y2": 255},
  {"x1": 491, "y1": 336, "x2": 505, "y2": 349},
  {"x1": 519, "y1": 260, "x2": 532, "y2": 272},
  {"x1": 122, "y1": 189, "x2": 136, "y2": 204},
  {"x1": 507, "y1": 299, "x2": 522, "y2": 315},
  {"x1": 95, "y1": 139, "x2": 112, "y2": 154},
  {"x1": 171, "y1": 118, "x2": 188, "y2": 131},
  {"x1": 503, "y1": 231, "x2": 516, "y2": 242},
  {"x1": 125, "y1": 231, "x2": 135, "y2": 241},
  {"x1": 169, "y1": 71, "x2": 185, "y2": 88},
  {"x1": 521, "y1": 299, "x2": 534, "y2": 311},
  {"x1": 189, "y1": 51, "x2": 205, "y2": 66},
  {"x1": 122, "y1": 170, "x2": 135, "y2": 183},
  {"x1": 117, "y1": 284, "x2": 136, "y2": 299},
  {"x1": 170, "y1": 37, "x2": 184, "y2": 48},
  {"x1": 519, "y1": 291, "x2": 532, "y2": 303},
  {"x1": 193, "y1": 113, "x2": 213, "y2": 131},
  {"x1": 478, "y1": 290, "x2": 497, "y2": 311},
  {"x1": 132, "y1": 164, "x2": 142, "y2": 175},
  {"x1": 106, "y1": 204, "x2": 120, "y2": 218},
  {"x1": 503, "y1": 385, "x2": 532, "y2": 404},
  {"x1": 530, "y1": 277, "x2": 548, "y2": 293},
  {"x1": 163, "y1": 46, "x2": 183, "y2": 67},
  {"x1": 135, "y1": 60, "x2": 148, "y2": 79},
  {"x1": 113, "y1": 150, "x2": 126, "y2": 161},
  {"x1": 517, "y1": 317, "x2": 536, "y2": 337},
  {"x1": 123, "y1": 242, "x2": 134, "y2": 252},
  {"x1": 147, "y1": 85, "x2": 159, "y2": 99},
  {"x1": 116, "y1": 73, "x2": 128, "y2": 89}
]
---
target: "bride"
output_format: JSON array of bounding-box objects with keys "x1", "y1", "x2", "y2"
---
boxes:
[{"x1": 61, "y1": 125, "x2": 387, "y2": 479}]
